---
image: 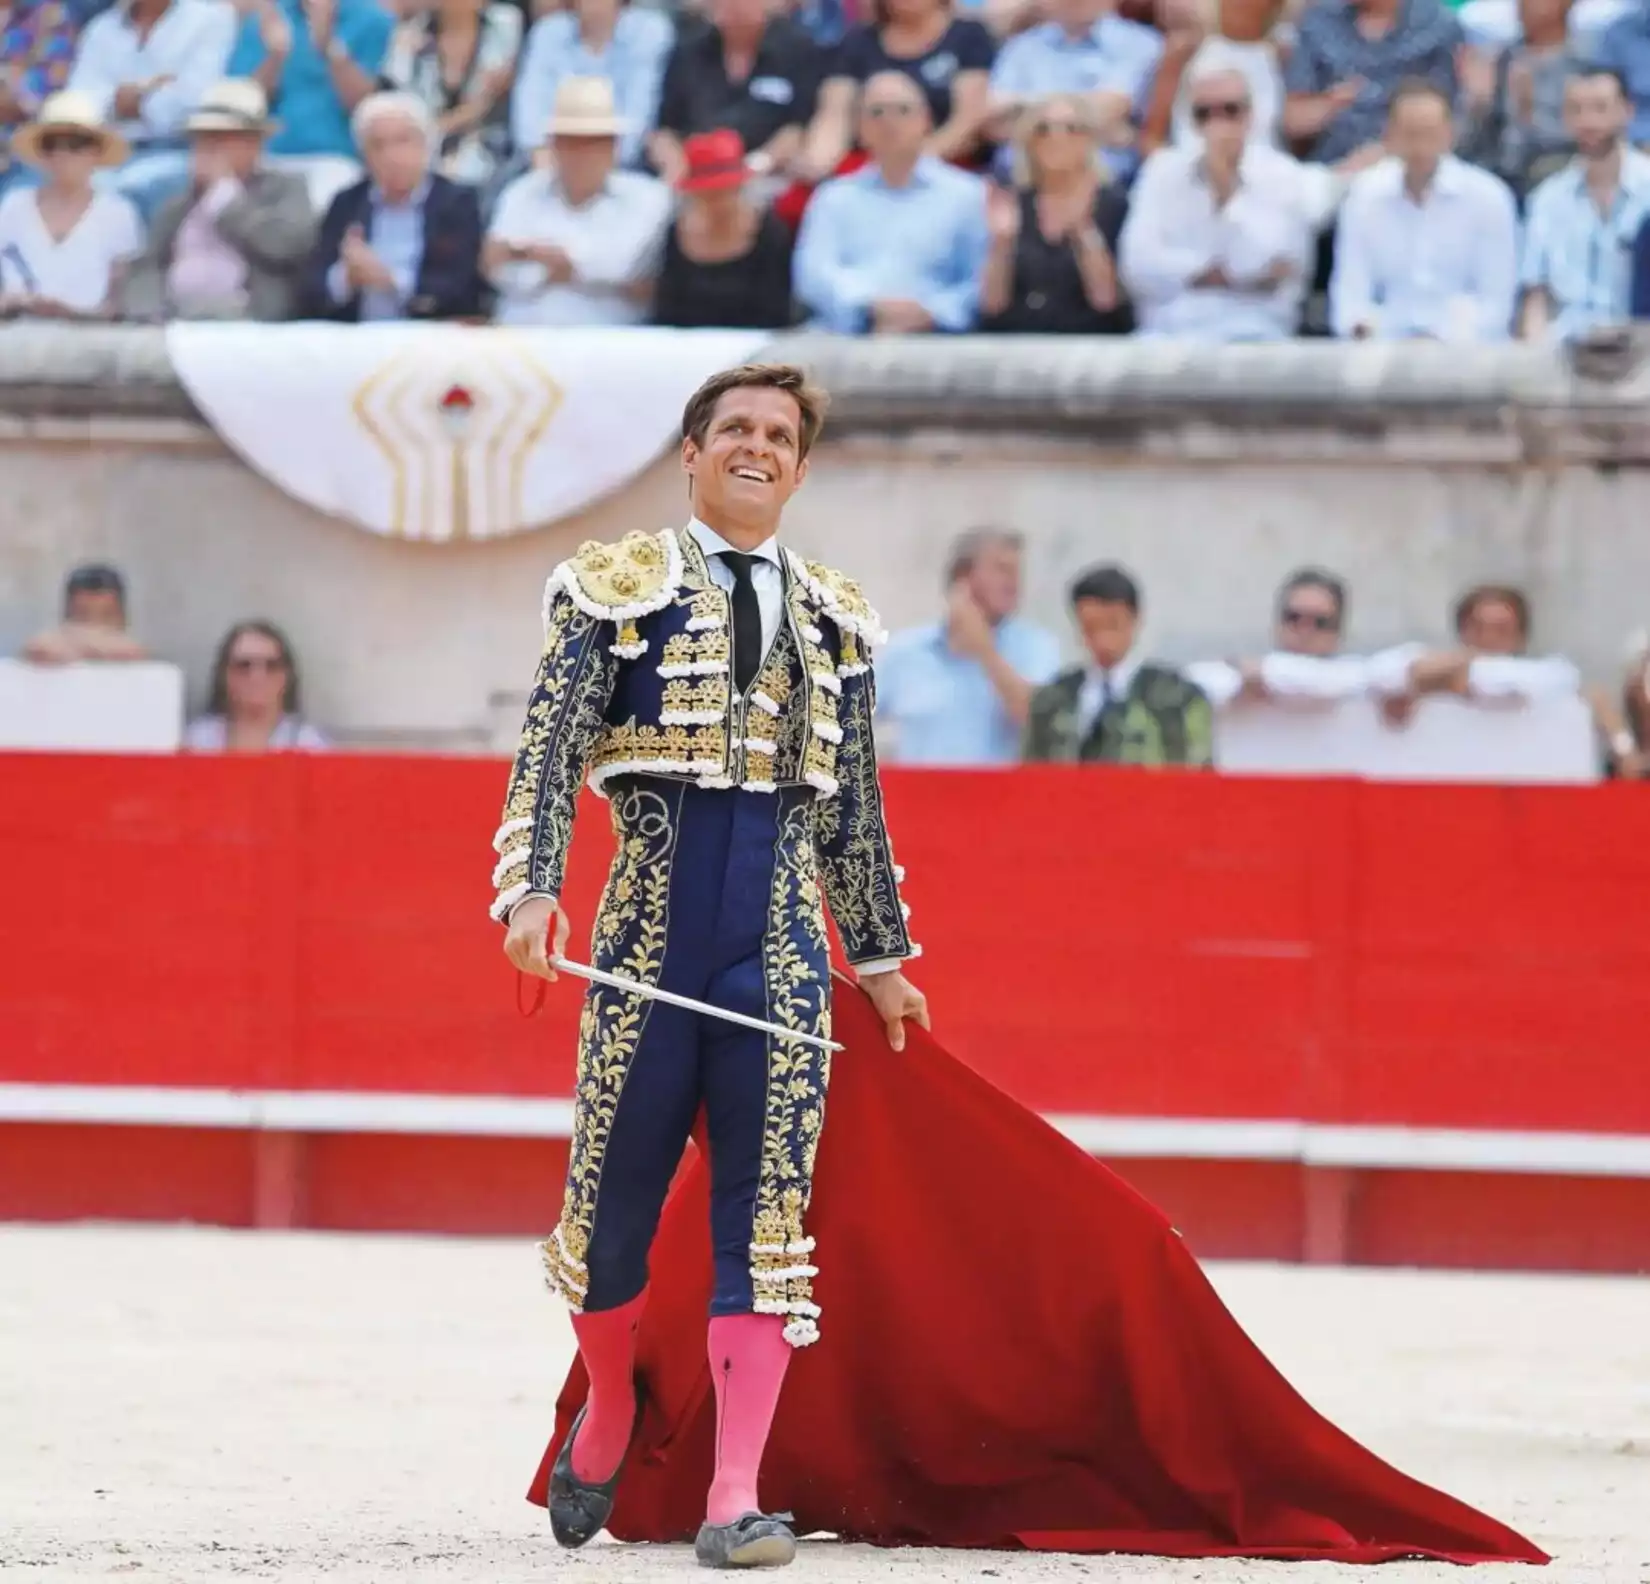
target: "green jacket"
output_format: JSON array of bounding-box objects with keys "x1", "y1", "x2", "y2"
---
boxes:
[{"x1": 1023, "y1": 663, "x2": 1214, "y2": 767}]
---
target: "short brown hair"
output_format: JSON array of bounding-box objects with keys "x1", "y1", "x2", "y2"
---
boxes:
[
  {"x1": 681, "y1": 362, "x2": 829, "y2": 459},
  {"x1": 1454, "y1": 583, "x2": 1529, "y2": 640}
]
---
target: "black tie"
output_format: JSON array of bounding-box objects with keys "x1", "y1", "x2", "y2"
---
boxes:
[{"x1": 721, "y1": 551, "x2": 763, "y2": 696}]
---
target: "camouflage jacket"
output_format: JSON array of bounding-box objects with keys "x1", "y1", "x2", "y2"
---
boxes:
[{"x1": 1023, "y1": 662, "x2": 1213, "y2": 767}]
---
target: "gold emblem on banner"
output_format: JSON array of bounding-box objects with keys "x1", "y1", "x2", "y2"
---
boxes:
[{"x1": 350, "y1": 335, "x2": 563, "y2": 540}]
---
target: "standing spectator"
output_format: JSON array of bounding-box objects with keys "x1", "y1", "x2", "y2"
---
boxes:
[
  {"x1": 1594, "y1": 0, "x2": 1650, "y2": 145},
  {"x1": 1455, "y1": 0, "x2": 1581, "y2": 198},
  {"x1": 21, "y1": 563, "x2": 148, "y2": 663},
  {"x1": 1282, "y1": 0, "x2": 1459, "y2": 166},
  {"x1": 1330, "y1": 80, "x2": 1518, "y2": 339},
  {"x1": 1163, "y1": 0, "x2": 1288, "y2": 149},
  {"x1": 651, "y1": 127, "x2": 794, "y2": 326},
  {"x1": 184, "y1": 619, "x2": 328, "y2": 752},
  {"x1": 987, "y1": 0, "x2": 1163, "y2": 183},
  {"x1": 121, "y1": 78, "x2": 315, "y2": 320},
  {"x1": 511, "y1": 0, "x2": 672, "y2": 171},
  {"x1": 0, "y1": 0, "x2": 92, "y2": 179},
  {"x1": 979, "y1": 91, "x2": 1131, "y2": 332},
  {"x1": 300, "y1": 89, "x2": 484, "y2": 319},
  {"x1": 1187, "y1": 567, "x2": 1373, "y2": 709},
  {"x1": 484, "y1": 75, "x2": 669, "y2": 324},
  {"x1": 1023, "y1": 563, "x2": 1213, "y2": 767},
  {"x1": 1519, "y1": 65, "x2": 1650, "y2": 339},
  {"x1": 647, "y1": 0, "x2": 824, "y2": 188},
  {"x1": 227, "y1": 0, "x2": 393, "y2": 213},
  {"x1": 793, "y1": 67, "x2": 989, "y2": 331},
  {"x1": 378, "y1": 0, "x2": 520, "y2": 190},
  {"x1": 0, "y1": 90, "x2": 140, "y2": 317},
  {"x1": 66, "y1": 0, "x2": 236, "y2": 216},
  {"x1": 806, "y1": 0, "x2": 997, "y2": 177},
  {"x1": 876, "y1": 528, "x2": 1061, "y2": 765},
  {"x1": 1119, "y1": 62, "x2": 1330, "y2": 338}
]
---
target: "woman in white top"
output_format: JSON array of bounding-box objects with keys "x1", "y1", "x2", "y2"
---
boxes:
[
  {"x1": 184, "y1": 620, "x2": 329, "y2": 754},
  {"x1": 0, "y1": 90, "x2": 143, "y2": 319}
]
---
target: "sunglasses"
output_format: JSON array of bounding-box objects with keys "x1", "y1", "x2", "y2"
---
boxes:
[
  {"x1": 1190, "y1": 99, "x2": 1248, "y2": 125},
  {"x1": 1280, "y1": 609, "x2": 1339, "y2": 633},
  {"x1": 864, "y1": 101, "x2": 918, "y2": 118},
  {"x1": 1031, "y1": 117, "x2": 1091, "y2": 136},
  {"x1": 39, "y1": 133, "x2": 99, "y2": 155},
  {"x1": 230, "y1": 655, "x2": 288, "y2": 673}
]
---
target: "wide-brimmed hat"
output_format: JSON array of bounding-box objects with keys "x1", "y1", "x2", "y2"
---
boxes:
[
  {"x1": 186, "y1": 78, "x2": 281, "y2": 136},
  {"x1": 11, "y1": 91, "x2": 129, "y2": 169},
  {"x1": 678, "y1": 128, "x2": 749, "y2": 193},
  {"x1": 545, "y1": 76, "x2": 627, "y2": 139}
]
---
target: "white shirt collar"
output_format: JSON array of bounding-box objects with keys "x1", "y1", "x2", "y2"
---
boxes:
[
  {"x1": 1085, "y1": 649, "x2": 1142, "y2": 698},
  {"x1": 687, "y1": 516, "x2": 783, "y2": 569}
]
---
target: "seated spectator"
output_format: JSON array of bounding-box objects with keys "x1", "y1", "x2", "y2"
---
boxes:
[
  {"x1": 1456, "y1": 0, "x2": 1625, "y2": 49},
  {"x1": 1162, "y1": 0, "x2": 1287, "y2": 150},
  {"x1": 805, "y1": 0, "x2": 997, "y2": 178},
  {"x1": 22, "y1": 563, "x2": 148, "y2": 663},
  {"x1": 979, "y1": 91, "x2": 1131, "y2": 332},
  {"x1": 794, "y1": 68, "x2": 989, "y2": 331},
  {"x1": 986, "y1": 0, "x2": 1164, "y2": 184},
  {"x1": 300, "y1": 89, "x2": 484, "y2": 320},
  {"x1": 66, "y1": 0, "x2": 235, "y2": 218},
  {"x1": 1455, "y1": 0, "x2": 1581, "y2": 199},
  {"x1": 0, "y1": 0, "x2": 87, "y2": 177},
  {"x1": 1186, "y1": 567, "x2": 1372, "y2": 709},
  {"x1": 876, "y1": 527, "x2": 1061, "y2": 765},
  {"x1": 184, "y1": 619, "x2": 328, "y2": 752},
  {"x1": 1119, "y1": 63, "x2": 1331, "y2": 339},
  {"x1": 651, "y1": 127, "x2": 795, "y2": 326},
  {"x1": 1023, "y1": 563, "x2": 1213, "y2": 767},
  {"x1": 484, "y1": 75, "x2": 668, "y2": 324},
  {"x1": 511, "y1": 0, "x2": 672, "y2": 171},
  {"x1": 1593, "y1": 0, "x2": 1650, "y2": 145},
  {"x1": 1282, "y1": 0, "x2": 1459, "y2": 169},
  {"x1": 0, "y1": 91, "x2": 141, "y2": 317},
  {"x1": 121, "y1": 79, "x2": 315, "y2": 320},
  {"x1": 790, "y1": 0, "x2": 854, "y2": 49},
  {"x1": 227, "y1": 0, "x2": 393, "y2": 213},
  {"x1": 1330, "y1": 80, "x2": 1518, "y2": 340},
  {"x1": 378, "y1": 0, "x2": 520, "y2": 190},
  {"x1": 1520, "y1": 65, "x2": 1650, "y2": 340},
  {"x1": 647, "y1": 0, "x2": 824, "y2": 188}
]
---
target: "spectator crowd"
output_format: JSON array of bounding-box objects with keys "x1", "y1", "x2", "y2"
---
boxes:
[{"x1": 6, "y1": 0, "x2": 1650, "y2": 338}]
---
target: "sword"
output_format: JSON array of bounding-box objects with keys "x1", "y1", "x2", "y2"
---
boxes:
[{"x1": 549, "y1": 956, "x2": 844, "y2": 1053}]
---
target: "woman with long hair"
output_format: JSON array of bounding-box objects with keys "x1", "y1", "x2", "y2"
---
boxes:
[{"x1": 184, "y1": 620, "x2": 328, "y2": 754}]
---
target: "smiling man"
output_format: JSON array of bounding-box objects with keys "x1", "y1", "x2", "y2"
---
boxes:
[{"x1": 492, "y1": 362, "x2": 927, "y2": 1570}]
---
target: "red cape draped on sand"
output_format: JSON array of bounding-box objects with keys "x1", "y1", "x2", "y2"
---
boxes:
[{"x1": 526, "y1": 985, "x2": 1547, "y2": 1565}]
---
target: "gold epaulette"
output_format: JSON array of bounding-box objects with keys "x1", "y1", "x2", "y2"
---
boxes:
[
  {"x1": 788, "y1": 552, "x2": 888, "y2": 657},
  {"x1": 543, "y1": 529, "x2": 685, "y2": 658}
]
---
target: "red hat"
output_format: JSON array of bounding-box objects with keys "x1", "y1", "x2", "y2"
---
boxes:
[{"x1": 677, "y1": 128, "x2": 749, "y2": 193}]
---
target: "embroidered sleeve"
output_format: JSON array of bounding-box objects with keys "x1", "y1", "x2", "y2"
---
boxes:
[
  {"x1": 812, "y1": 663, "x2": 917, "y2": 967},
  {"x1": 489, "y1": 587, "x2": 618, "y2": 922}
]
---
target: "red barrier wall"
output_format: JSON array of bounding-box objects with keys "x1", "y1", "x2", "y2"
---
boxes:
[{"x1": 3, "y1": 754, "x2": 1649, "y2": 1268}]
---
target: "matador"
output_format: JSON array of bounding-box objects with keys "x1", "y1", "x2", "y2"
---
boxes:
[{"x1": 490, "y1": 362, "x2": 928, "y2": 1570}]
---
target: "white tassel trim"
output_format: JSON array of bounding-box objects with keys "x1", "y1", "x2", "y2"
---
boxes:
[
  {"x1": 810, "y1": 720, "x2": 843, "y2": 745},
  {"x1": 588, "y1": 757, "x2": 726, "y2": 796},
  {"x1": 697, "y1": 773, "x2": 735, "y2": 790},
  {"x1": 741, "y1": 736, "x2": 779, "y2": 755},
  {"x1": 810, "y1": 670, "x2": 841, "y2": 695},
  {"x1": 900, "y1": 902, "x2": 912, "y2": 921},
  {"x1": 549, "y1": 531, "x2": 684, "y2": 630},
  {"x1": 752, "y1": 1263, "x2": 819, "y2": 1281},
  {"x1": 610, "y1": 639, "x2": 648, "y2": 660},
  {"x1": 661, "y1": 708, "x2": 726, "y2": 725},
  {"x1": 492, "y1": 816, "x2": 532, "y2": 854},
  {"x1": 782, "y1": 1318, "x2": 820, "y2": 1347},
  {"x1": 489, "y1": 879, "x2": 529, "y2": 922},
  {"x1": 893, "y1": 865, "x2": 906, "y2": 882},
  {"x1": 751, "y1": 1238, "x2": 816, "y2": 1255},
  {"x1": 657, "y1": 659, "x2": 730, "y2": 678},
  {"x1": 492, "y1": 847, "x2": 530, "y2": 887},
  {"x1": 685, "y1": 615, "x2": 723, "y2": 633},
  {"x1": 837, "y1": 661, "x2": 871, "y2": 679},
  {"x1": 742, "y1": 779, "x2": 778, "y2": 793},
  {"x1": 749, "y1": 690, "x2": 782, "y2": 716},
  {"x1": 801, "y1": 623, "x2": 824, "y2": 644},
  {"x1": 805, "y1": 769, "x2": 840, "y2": 799},
  {"x1": 787, "y1": 555, "x2": 889, "y2": 649}
]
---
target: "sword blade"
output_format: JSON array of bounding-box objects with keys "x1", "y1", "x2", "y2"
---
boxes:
[{"x1": 549, "y1": 956, "x2": 843, "y2": 1053}]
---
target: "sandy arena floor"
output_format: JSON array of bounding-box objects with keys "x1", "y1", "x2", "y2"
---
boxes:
[{"x1": 2, "y1": 1225, "x2": 1646, "y2": 1583}]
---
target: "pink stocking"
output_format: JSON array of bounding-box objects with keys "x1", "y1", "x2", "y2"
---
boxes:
[
  {"x1": 705, "y1": 1313, "x2": 791, "y2": 1524},
  {"x1": 569, "y1": 1290, "x2": 647, "y2": 1483}
]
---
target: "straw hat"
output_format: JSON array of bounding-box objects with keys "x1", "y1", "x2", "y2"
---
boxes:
[
  {"x1": 11, "y1": 90, "x2": 129, "y2": 169},
  {"x1": 186, "y1": 78, "x2": 281, "y2": 136},
  {"x1": 544, "y1": 76, "x2": 627, "y2": 139}
]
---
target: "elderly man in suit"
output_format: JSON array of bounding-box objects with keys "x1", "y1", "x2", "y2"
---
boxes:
[
  {"x1": 299, "y1": 89, "x2": 486, "y2": 321},
  {"x1": 121, "y1": 79, "x2": 316, "y2": 322}
]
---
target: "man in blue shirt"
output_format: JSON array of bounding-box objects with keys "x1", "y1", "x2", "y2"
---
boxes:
[
  {"x1": 876, "y1": 527, "x2": 1062, "y2": 766},
  {"x1": 1594, "y1": 0, "x2": 1650, "y2": 145},
  {"x1": 793, "y1": 68, "x2": 990, "y2": 333}
]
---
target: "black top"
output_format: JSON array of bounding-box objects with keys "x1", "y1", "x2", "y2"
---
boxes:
[
  {"x1": 980, "y1": 186, "x2": 1133, "y2": 337},
  {"x1": 656, "y1": 16, "x2": 825, "y2": 152},
  {"x1": 828, "y1": 18, "x2": 995, "y2": 127},
  {"x1": 652, "y1": 211, "x2": 795, "y2": 330}
]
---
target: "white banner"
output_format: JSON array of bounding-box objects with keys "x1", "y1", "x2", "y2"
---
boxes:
[
  {"x1": 0, "y1": 660, "x2": 184, "y2": 751},
  {"x1": 166, "y1": 323, "x2": 771, "y2": 541},
  {"x1": 1214, "y1": 694, "x2": 1598, "y2": 783}
]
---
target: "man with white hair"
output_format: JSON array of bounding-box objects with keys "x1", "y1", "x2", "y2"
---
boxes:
[{"x1": 299, "y1": 89, "x2": 485, "y2": 321}]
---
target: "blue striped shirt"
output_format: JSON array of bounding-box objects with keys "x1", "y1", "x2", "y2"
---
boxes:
[{"x1": 1520, "y1": 148, "x2": 1650, "y2": 339}]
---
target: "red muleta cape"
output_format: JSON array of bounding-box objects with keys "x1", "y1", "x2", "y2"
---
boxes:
[{"x1": 527, "y1": 985, "x2": 1547, "y2": 1565}]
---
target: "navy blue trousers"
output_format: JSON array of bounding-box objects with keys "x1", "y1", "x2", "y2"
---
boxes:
[{"x1": 541, "y1": 777, "x2": 832, "y2": 1340}]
